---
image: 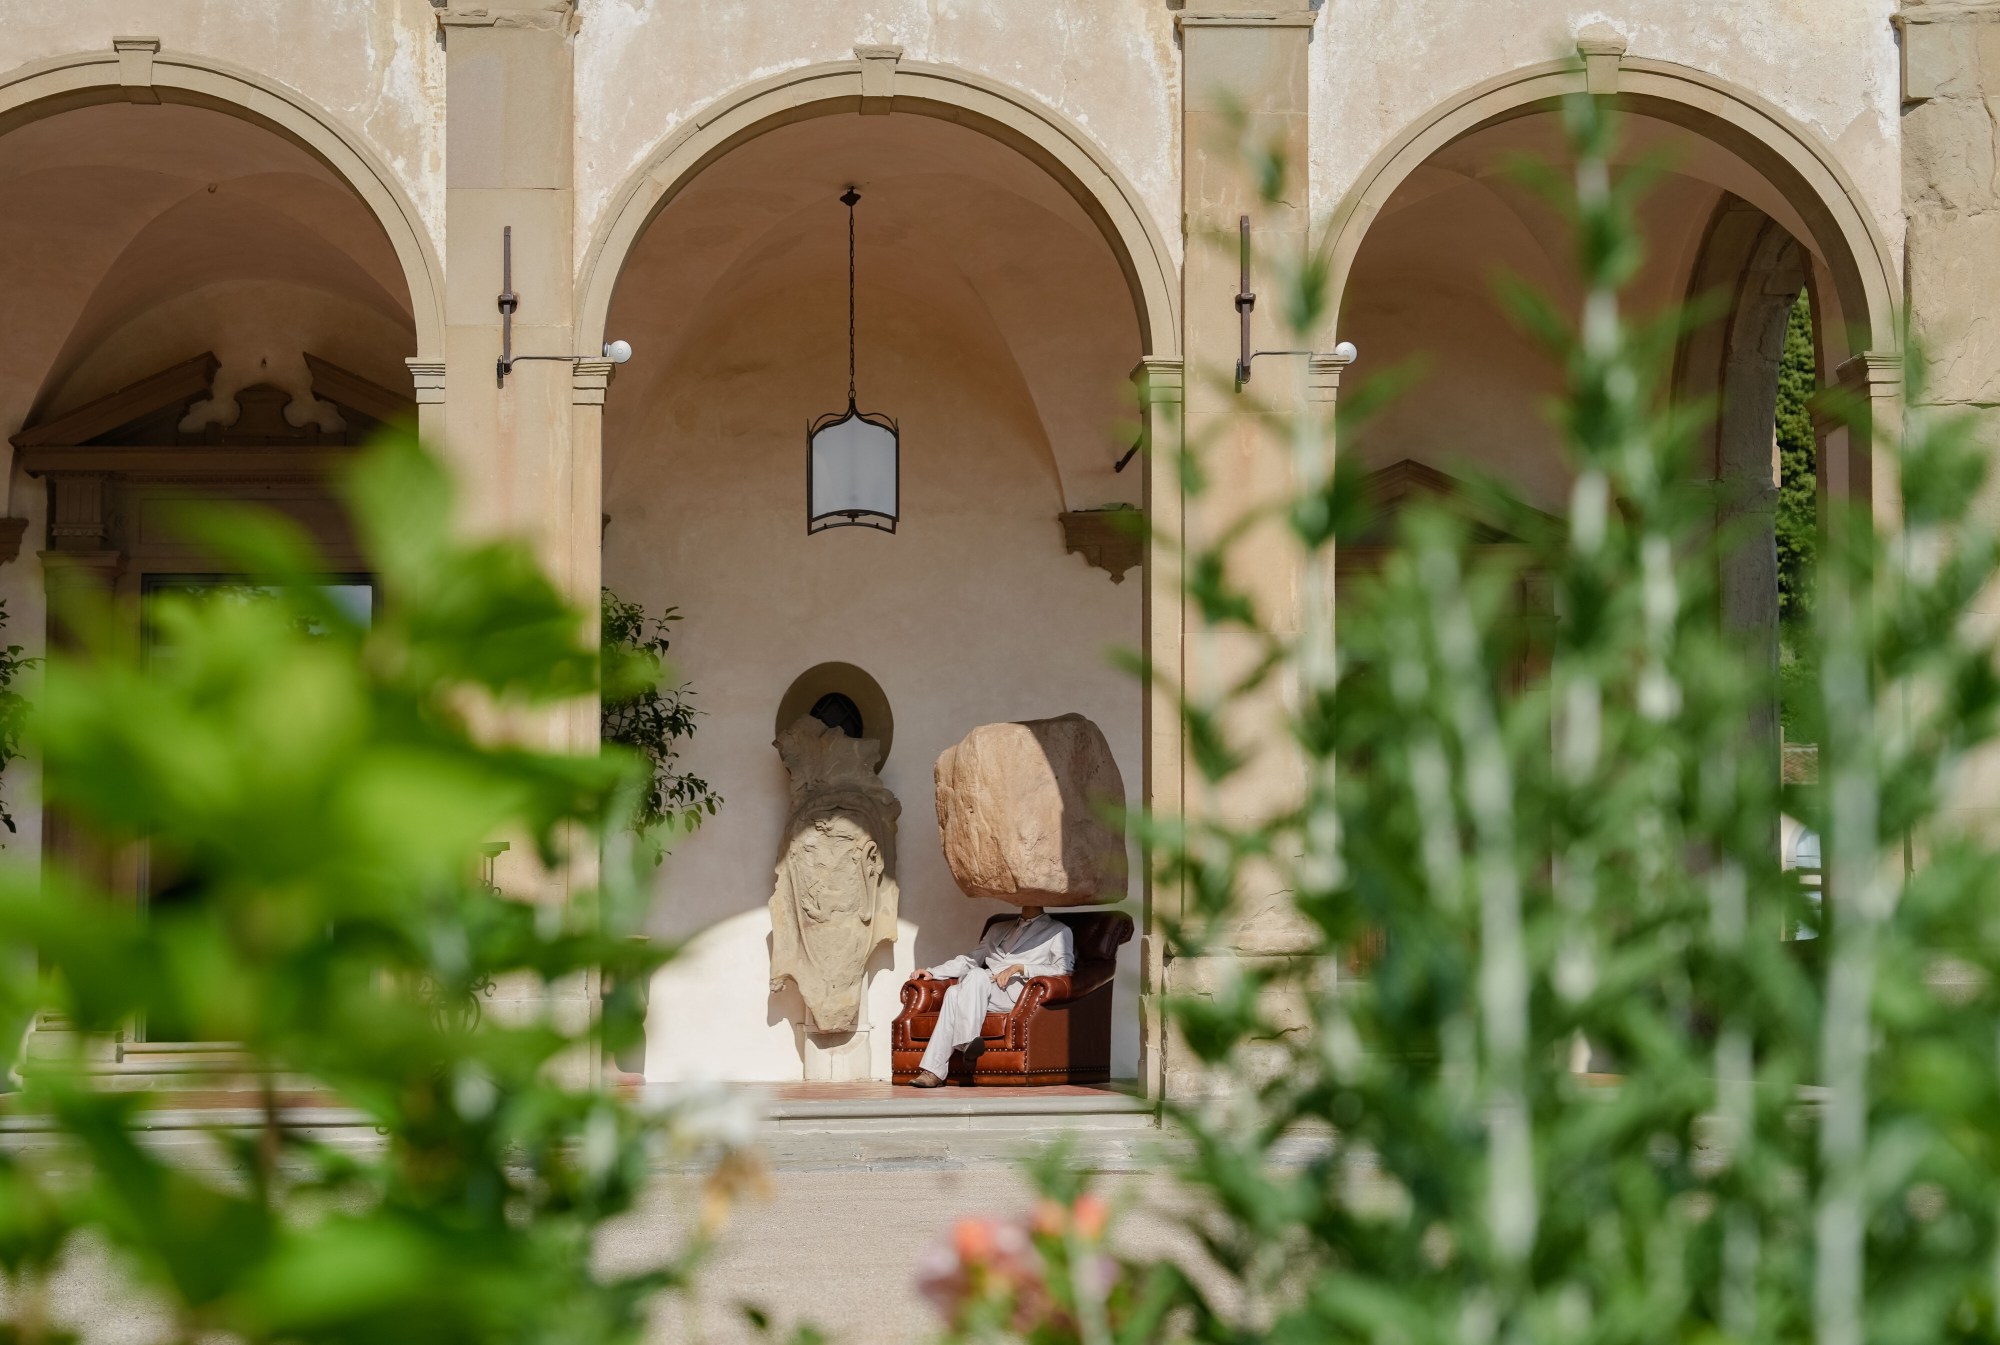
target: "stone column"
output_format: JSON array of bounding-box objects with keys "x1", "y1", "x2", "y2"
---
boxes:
[
  {"x1": 1169, "y1": 3, "x2": 1319, "y2": 1098},
  {"x1": 438, "y1": 1, "x2": 583, "y2": 612},
  {"x1": 1133, "y1": 354, "x2": 1183, "y2": 1098},
  {"x1": 1899, "y1": 1, "x2": 2000, "y2": 469},
  {"x1": 1899, "y1": 1, "x2": 1996, "y2": 541},
  {"x1": 438, "y1": 2, "x2": 594, "y2": 1058},
  {"x1": 566, "y1": 357, "x2": 612, "y2": 770},
  {"x1": 405, "y1": 358, "x2": 446, "y2": 446}
]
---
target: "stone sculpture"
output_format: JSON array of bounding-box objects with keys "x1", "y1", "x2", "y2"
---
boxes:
[
  {"x1": 768, "y1": 714, "x2": 901, "y2": 1035},
  {"x1": 934, "y1": 713, "x2": 1126, "y2": 906}
]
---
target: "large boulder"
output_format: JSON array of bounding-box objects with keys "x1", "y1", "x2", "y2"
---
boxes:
[{"x1": 934, "y1": 714, "x2": 1127, "y2": 906}]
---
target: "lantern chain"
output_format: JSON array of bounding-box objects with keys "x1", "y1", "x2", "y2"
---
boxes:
[{"x1": 843, "y1": 186, "x2": 859, "y2": 407}]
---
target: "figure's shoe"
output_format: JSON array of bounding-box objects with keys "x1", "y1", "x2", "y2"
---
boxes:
[{"x1": 910, "y1": 1069, "x2": 944, "y2": 1088}]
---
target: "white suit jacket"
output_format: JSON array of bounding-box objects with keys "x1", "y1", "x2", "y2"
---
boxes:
[{"x1": 926, "y1": 914, "x2": 1075, "y2": 982}]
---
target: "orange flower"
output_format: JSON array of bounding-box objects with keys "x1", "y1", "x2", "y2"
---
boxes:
[
  {"x1": 1072, "y1": 1193, "x2": 1109, "y2": 1241},
  {"x1": 953, "y1": 1216, "x2": 998, "y2": 1264}
]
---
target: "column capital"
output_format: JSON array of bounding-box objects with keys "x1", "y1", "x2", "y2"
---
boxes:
[
  {"x1": 571, "y1": 358, "x2": 616, "y2": 406},
  {"x1": 405, "y1": 358, "x2": 447, "y2": 406},
  {"x1": 1306, "y1": 350, "x2": 1354, "y2": 404},
  {"x1": 1835, "y1": 350, "x2": 1904, "y2": 395},
  {"x1": 1131, "y1": 356, "x2": 1185, "y2": 405}
]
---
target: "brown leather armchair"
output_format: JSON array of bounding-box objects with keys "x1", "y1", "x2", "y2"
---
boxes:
[{"x1": 890, "y1": 910, "x2": 1134, "y2": 1086}]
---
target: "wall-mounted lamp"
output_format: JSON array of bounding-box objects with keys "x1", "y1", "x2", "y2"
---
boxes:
[
  {"x1": 495, "y1": 226, "x2": 634, "y2": 386},
  {"x1": 1232, "y1": 214, "x2": 1357, "y2": 389}
]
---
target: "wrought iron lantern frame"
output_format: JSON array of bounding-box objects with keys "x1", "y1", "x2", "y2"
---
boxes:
[{"x1": 807, "y1": 186, "x2": 900, "y2": 535}]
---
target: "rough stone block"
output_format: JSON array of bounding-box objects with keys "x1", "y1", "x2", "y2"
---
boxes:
[
  {"x1": 1902, "y1": 95, "x2": 1999, "y2": 212},
  {"x1": 1909, "y1": 211, "x2": 2000, "y2": 404},
  {"x1": 935, "y1": 714, "x2": 1127, "y2": 906},
  {"x1": 1901, "y1": 14, "x2": 1981, "y2": 103}
]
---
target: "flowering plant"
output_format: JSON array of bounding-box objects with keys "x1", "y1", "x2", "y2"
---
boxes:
[{"x1": 921, "y1": 1164, "x2": 1194, "y2": 1345}]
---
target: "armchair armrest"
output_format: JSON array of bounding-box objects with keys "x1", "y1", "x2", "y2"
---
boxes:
[
  {"x1": 1018, "y1": 962, "x2": 1116, "y2": 1010},
  {"x1": 1018, "y1": 973, "x2": 1074, "y2": 1008},
  {"x1": 900, "y1": 976, "x2": 956, "y2": 1014}
]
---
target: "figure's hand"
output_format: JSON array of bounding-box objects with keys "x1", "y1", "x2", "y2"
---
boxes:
[
  {"x1": 911, "y1": 969, "x2": 934, "y2": 981},
  {"x1": 995, "y1": 964, "x2": 1025, "y2": 989}
]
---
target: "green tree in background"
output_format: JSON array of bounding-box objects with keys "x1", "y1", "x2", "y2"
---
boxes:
[
  {"x1": 1775, "y1": 294, "x2": 1817, "y2": 618},
  {"x1": 1776, "y1": 295, "x2": 1820, "y2": 740}
]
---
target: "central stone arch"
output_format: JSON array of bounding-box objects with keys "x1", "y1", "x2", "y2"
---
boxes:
[{"x1": 575, "y1": 56, "x2": 1180, "y2": 364}]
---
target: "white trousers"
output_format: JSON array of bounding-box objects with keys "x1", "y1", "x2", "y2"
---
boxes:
[{"x1": 918, "y1": 967, "x2": 1021, "y2": 1078}]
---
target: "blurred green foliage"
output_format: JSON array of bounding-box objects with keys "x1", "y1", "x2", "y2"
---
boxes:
[
  {"x1": 0, "y1": 601, "x2": 30, "y2": 839},
  {"x1": 0, "y1": 433, "x2": 737, "y2": 1344},
  {"x1": 947, "y1": 94, "x2": 2000, "y2": 1343}
]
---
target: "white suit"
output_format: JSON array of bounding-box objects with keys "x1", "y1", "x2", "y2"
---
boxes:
[{"x1": 917, "y1": 914, "x2": 1076, "y2": 1079}]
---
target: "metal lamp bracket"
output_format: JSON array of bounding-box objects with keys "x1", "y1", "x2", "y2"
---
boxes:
[
  {"x1": 1233, "y1": 214, "x2": 1355, "y2": 389},
  {"x1": 495, "y1": 227, "x2": 633, "y2": 386}
]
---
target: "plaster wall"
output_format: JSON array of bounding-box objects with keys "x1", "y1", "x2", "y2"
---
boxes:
[
  {"x1": 1309, "y1": 0, "x2": 1904, "y2": 266},
  {"x1": 0, "y1": 0, "x2": 445, "y2": 255},
  {"x1": 571, "y1": 0, "x2": 1182, "y2": 275},
  {"x1": 601, "y1": 203, "x2": 1145, "y2": 1084}
]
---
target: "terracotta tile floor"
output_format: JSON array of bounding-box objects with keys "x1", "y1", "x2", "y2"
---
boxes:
[{"x1": 751, "y1": 1080, "x2": 1140, "y2": 1103}]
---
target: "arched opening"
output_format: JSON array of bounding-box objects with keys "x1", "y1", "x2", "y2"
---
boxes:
[
  {"x1": 600, "y1": 109, "x2": 1150, "y2": 1084},
  {"x1": 0, "y1": 93, "x2": 423, "y2": 1046},
  {"x1": 1331, "y1": 73, "x2": 1885, "y2": 898}
]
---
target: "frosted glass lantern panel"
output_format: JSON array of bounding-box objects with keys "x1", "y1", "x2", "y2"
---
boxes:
[{"x1": 809, "y1": 413, "x2": 898, "y2": 528}]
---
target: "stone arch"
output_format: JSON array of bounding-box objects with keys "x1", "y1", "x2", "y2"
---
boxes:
[
  {"x1": 0, "y1": 43, "x2": 444, "y2": 361},
  {"x1": 1675, "y1": 195, "x2": 1812, "y2": 771},
  {"x1": 1321, "y1": 55, "x2": 1898, "y2": 372},
  {"x1": 575, "y1": 57, "x2": 1179, "y2": 363}
]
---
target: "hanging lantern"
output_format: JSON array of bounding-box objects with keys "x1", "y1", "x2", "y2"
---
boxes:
[{"x1": 808, "y1": 187, "x2": 899, "y2": 535}]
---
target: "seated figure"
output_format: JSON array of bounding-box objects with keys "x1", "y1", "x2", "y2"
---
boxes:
[{"x1": 906, "y1": 906, "x2": 1074, "y2": 1087}]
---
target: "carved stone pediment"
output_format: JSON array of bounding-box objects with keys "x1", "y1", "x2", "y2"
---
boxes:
[
  {"x1": 11, "y1": 352, "x2": 413, "y2": 476},
  {"x1": 1347, "y1": 459, "x2": 1559, "y2": 552},
  {"x1": 12, "y1": 352, "x2": 413, "y2": 568}
]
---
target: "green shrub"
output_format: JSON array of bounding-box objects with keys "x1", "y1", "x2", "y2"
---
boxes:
[
  {"x1": 936, "y1": 92, "x2": 2000, "y2": 1345},
  {"x1": 0, "y1": 433, "x2": 745, "y2": 1344},
  {"x1": 600, "y1": 589, "x2": 721, "y2": 839}
]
